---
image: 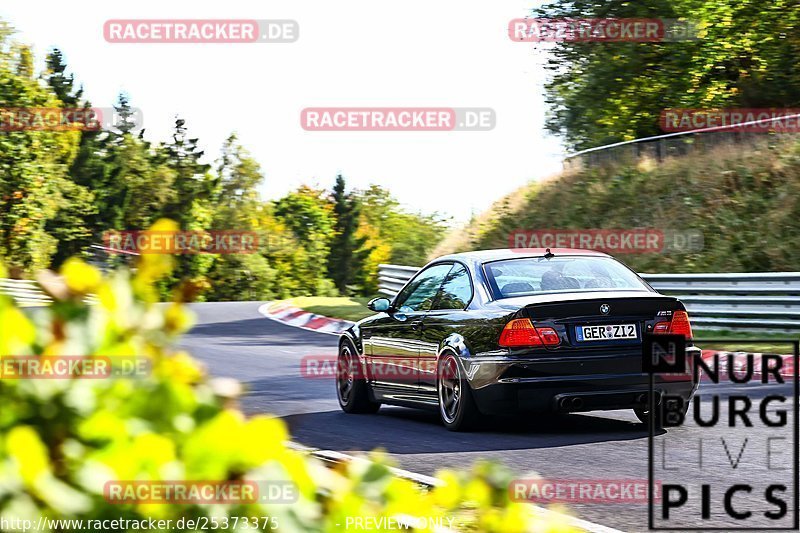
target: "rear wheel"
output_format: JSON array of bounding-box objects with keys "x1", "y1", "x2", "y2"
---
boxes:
[
  {"x1": 437, "y1": 352, "x2": 481, "y2": 431},
  {"x1": 336, "y1": 341, "x2": 380, "y2": 414}
]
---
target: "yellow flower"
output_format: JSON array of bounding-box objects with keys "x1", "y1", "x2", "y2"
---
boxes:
[
  {"x1": 61, "y1": 258, "x2": 102, "y2": 295},
  {"x1": 0, "y1": 306, "x2": 35, "y2": 355},
  {"x1": 7, "y1": 426, "x2": 50, "y2": 485},
  {"x1": 430, "y1": 470, "x2": 461, "y2": 508}
]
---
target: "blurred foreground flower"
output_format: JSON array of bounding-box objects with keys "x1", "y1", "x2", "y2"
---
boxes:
[{"x1": 0, "y1": 220, "x2": 576, "y2": 532}]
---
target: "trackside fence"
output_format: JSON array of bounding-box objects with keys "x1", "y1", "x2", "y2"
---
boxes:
[
  {"x1": 562, "y1": 112, "x2": 800, "y2": 170},
  {"x1": 0, "y1": 278, "x2": 53, "y2": 306},
  {"x1": 378, "y1": 264, "x2": 800, "y2": 332},
  {"x1": 0, "y1": 278, "x2": 100, "y2": 307},
  {"x1": 0, "y1": 244, "x2": 135, "y2": 306}
]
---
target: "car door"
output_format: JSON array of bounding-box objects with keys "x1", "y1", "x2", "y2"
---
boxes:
[
  {"x1": 417, "y1": 263, "x2": 474, "y2": 395},
  {"x1": 364, "y1": 263, "x2": 453, "y2": 397}
]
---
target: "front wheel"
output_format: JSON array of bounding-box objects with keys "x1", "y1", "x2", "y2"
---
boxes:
[
  {"x1": 336, "y1": 341, "x2": 380, "y2": 414},
  {"x1": 437, "y1": 353, "x2": 481, "y2": 431}
]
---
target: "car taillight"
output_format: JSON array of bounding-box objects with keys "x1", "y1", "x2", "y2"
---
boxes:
[
  {"x1": 653, "y1": 310, "x2": 693, "y2": 340},
  {"x1": 499, "y1": 318, "x2": 561, "y2": 347}
]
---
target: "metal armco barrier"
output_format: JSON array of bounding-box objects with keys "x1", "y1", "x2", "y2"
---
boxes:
[
  {"x1": 0, "y1": 243, "x2": 135, "y2": 306},
  {"x1": 378, "y1": 264, "x2": 800, "y2": 331},
  {"x1": 0, "y1": 278, "x2": 53, "y2": 306},
  {"x1": 377, "y1": 264, "x2": 421, "y2": 297},
  {"x1": 0, "y1": 278, "x2": 99, "y2": 307}
]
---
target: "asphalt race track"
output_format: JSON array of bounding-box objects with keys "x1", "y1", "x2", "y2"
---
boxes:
[{"x1": 180, "y1": 302, "x2": 798, "y2": 532}]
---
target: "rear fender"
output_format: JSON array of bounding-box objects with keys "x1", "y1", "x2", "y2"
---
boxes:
[{"x1": 436, "y1": 335, "x2": 475, "y2": 383}]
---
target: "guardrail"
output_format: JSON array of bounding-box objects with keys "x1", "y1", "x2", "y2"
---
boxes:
[
  {"x1": 377, "y1": 264, "x2": 800, "y2": 331},
  {"x1": 0, "y1": 244, "x2": 140, "y2": 306},
  {"x1": 563, "y1": 113, "x2": 800, "y2": 170},
  {"x1": 0, "y1": 278, "x2": 53, "y2": 306},
  {"x1": 1, "y1": 278, "x2": 100, "y2": 307}
]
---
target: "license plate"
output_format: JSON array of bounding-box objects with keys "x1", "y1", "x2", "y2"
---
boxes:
[{"x1": 576, "y1": 324, "x2": 637, "y2": 342}]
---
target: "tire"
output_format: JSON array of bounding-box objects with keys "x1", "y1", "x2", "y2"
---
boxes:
[
  {"x1": 437, "y1": 352, "x2": 481, "y2": 431},
  {"x1": 336, "y1": 340, "x2": 380, "y2": 414}
]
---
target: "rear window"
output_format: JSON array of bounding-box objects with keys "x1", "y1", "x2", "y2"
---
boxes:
[{"x1": 483, "y1": 256, "x2": 651, "y2": 298}]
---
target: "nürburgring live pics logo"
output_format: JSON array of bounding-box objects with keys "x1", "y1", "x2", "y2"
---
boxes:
[{"x1": 644, "y1": 335, "x2": 798, "y2": 530}]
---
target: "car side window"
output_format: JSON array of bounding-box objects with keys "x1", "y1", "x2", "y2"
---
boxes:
[
  {"x1": 393, "y1": 263, "x2": 453, "y2": 312},
  {"x1": 433, "y1": 263, "x2": 472, "y2": 310}
]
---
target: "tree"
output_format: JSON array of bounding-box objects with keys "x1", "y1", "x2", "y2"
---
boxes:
[
  {"x1": 0, "y1": 30, "x2": 86, "y2": 273},
  {"x1": 204, "y1": 134, "x2": 279, "y2": 302},
  {"x1": 212, "y1": 133, "x2": 263, "y2": 228},
  {"x1": 162, "y1": 118, "x2": 213, "y2": 224},
  {"x1": 327, "y1": 175, "x2": 369, "y2": 294},
  {"x1": 112, "y1": 92, "x2": 138, "y2": 135},
  {"x1": 42, "y1": 49, "x2": 99, "y2": 267},
  {"x1": 535, "y1": 0, "x2": 800, "y2": 150},
  {"x1": 273, "y1": 186, "x2": 337, "y2": 296},
  {"x1": 43, "y1": 48, "x2": 83, "y2": 106},
  {"x1": 357, "y1": 185, "x2": 448, "y2": 266},
  {"x1": 158, "y1": 118, "x2": 216, "y2": 291}
]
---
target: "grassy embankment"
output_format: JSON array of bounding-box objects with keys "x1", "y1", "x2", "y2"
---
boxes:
[{"x1": 433, "y1": 137, "x2": 800, "y2": 273}]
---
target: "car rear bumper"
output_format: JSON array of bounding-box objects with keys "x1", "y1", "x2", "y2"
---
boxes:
[{"x1": 463, "y1": 347, "x2": 700, "y2": 415}]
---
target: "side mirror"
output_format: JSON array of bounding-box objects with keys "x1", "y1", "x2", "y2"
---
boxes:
[{"x1": 367, "y1": 297, "x2": 392, "y2": 313}]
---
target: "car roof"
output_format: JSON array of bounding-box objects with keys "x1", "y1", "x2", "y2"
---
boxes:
[{"x1": 433, "y1": 248, "x2": 610, "y2": 267}]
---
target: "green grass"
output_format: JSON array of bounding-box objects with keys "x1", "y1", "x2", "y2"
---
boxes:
[
  {"x1": 285, "y1": 296, "x2": 373, "y2": 322},
  {"x1": 693, "y1": 329, "x2": 799, "y2": 353}
]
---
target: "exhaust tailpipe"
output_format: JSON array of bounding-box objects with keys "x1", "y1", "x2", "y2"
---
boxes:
[{"x1": 570, "y1": 397, "x2": 584, "y2": 410}]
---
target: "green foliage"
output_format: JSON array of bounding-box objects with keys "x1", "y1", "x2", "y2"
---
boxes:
[
  {"x1": 273, "y1": 185, "x2": 336, "y2": 296},
  {"x1": 537, "y1": 0, "x2": 800, "y2": 150},
  {"x1": 0, "y1": 30, "x2": 86, "y2": 274},
  {"x1": 43, "y1": 48, "x2": 83, "y2": 106},
  {"x1": 327, "y1": 175, "x2": 370, "y2": 295},
  {"x1": 0, "y1": 256, "x2": 573, "y2": 532},
  {"x1": 357, "y1": 185, "x2": 448, "y2": 266}
]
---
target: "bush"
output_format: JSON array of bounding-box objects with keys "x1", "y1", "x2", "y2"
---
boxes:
[{"x1": 0, "y1": 252, "x2": 576, "y2": 532}]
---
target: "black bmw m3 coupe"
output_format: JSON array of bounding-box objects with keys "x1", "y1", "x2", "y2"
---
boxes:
[{"x1": 336, "y1": 248, "x2": 699, "y2": 431}]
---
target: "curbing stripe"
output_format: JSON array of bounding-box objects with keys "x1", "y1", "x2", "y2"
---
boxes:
[
  {"x1": 258, "y1": 302, "x2": 354, "y2": 336},
  {"x1": 700, "y1": 350, "x2": 794, "y2": 379}
]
